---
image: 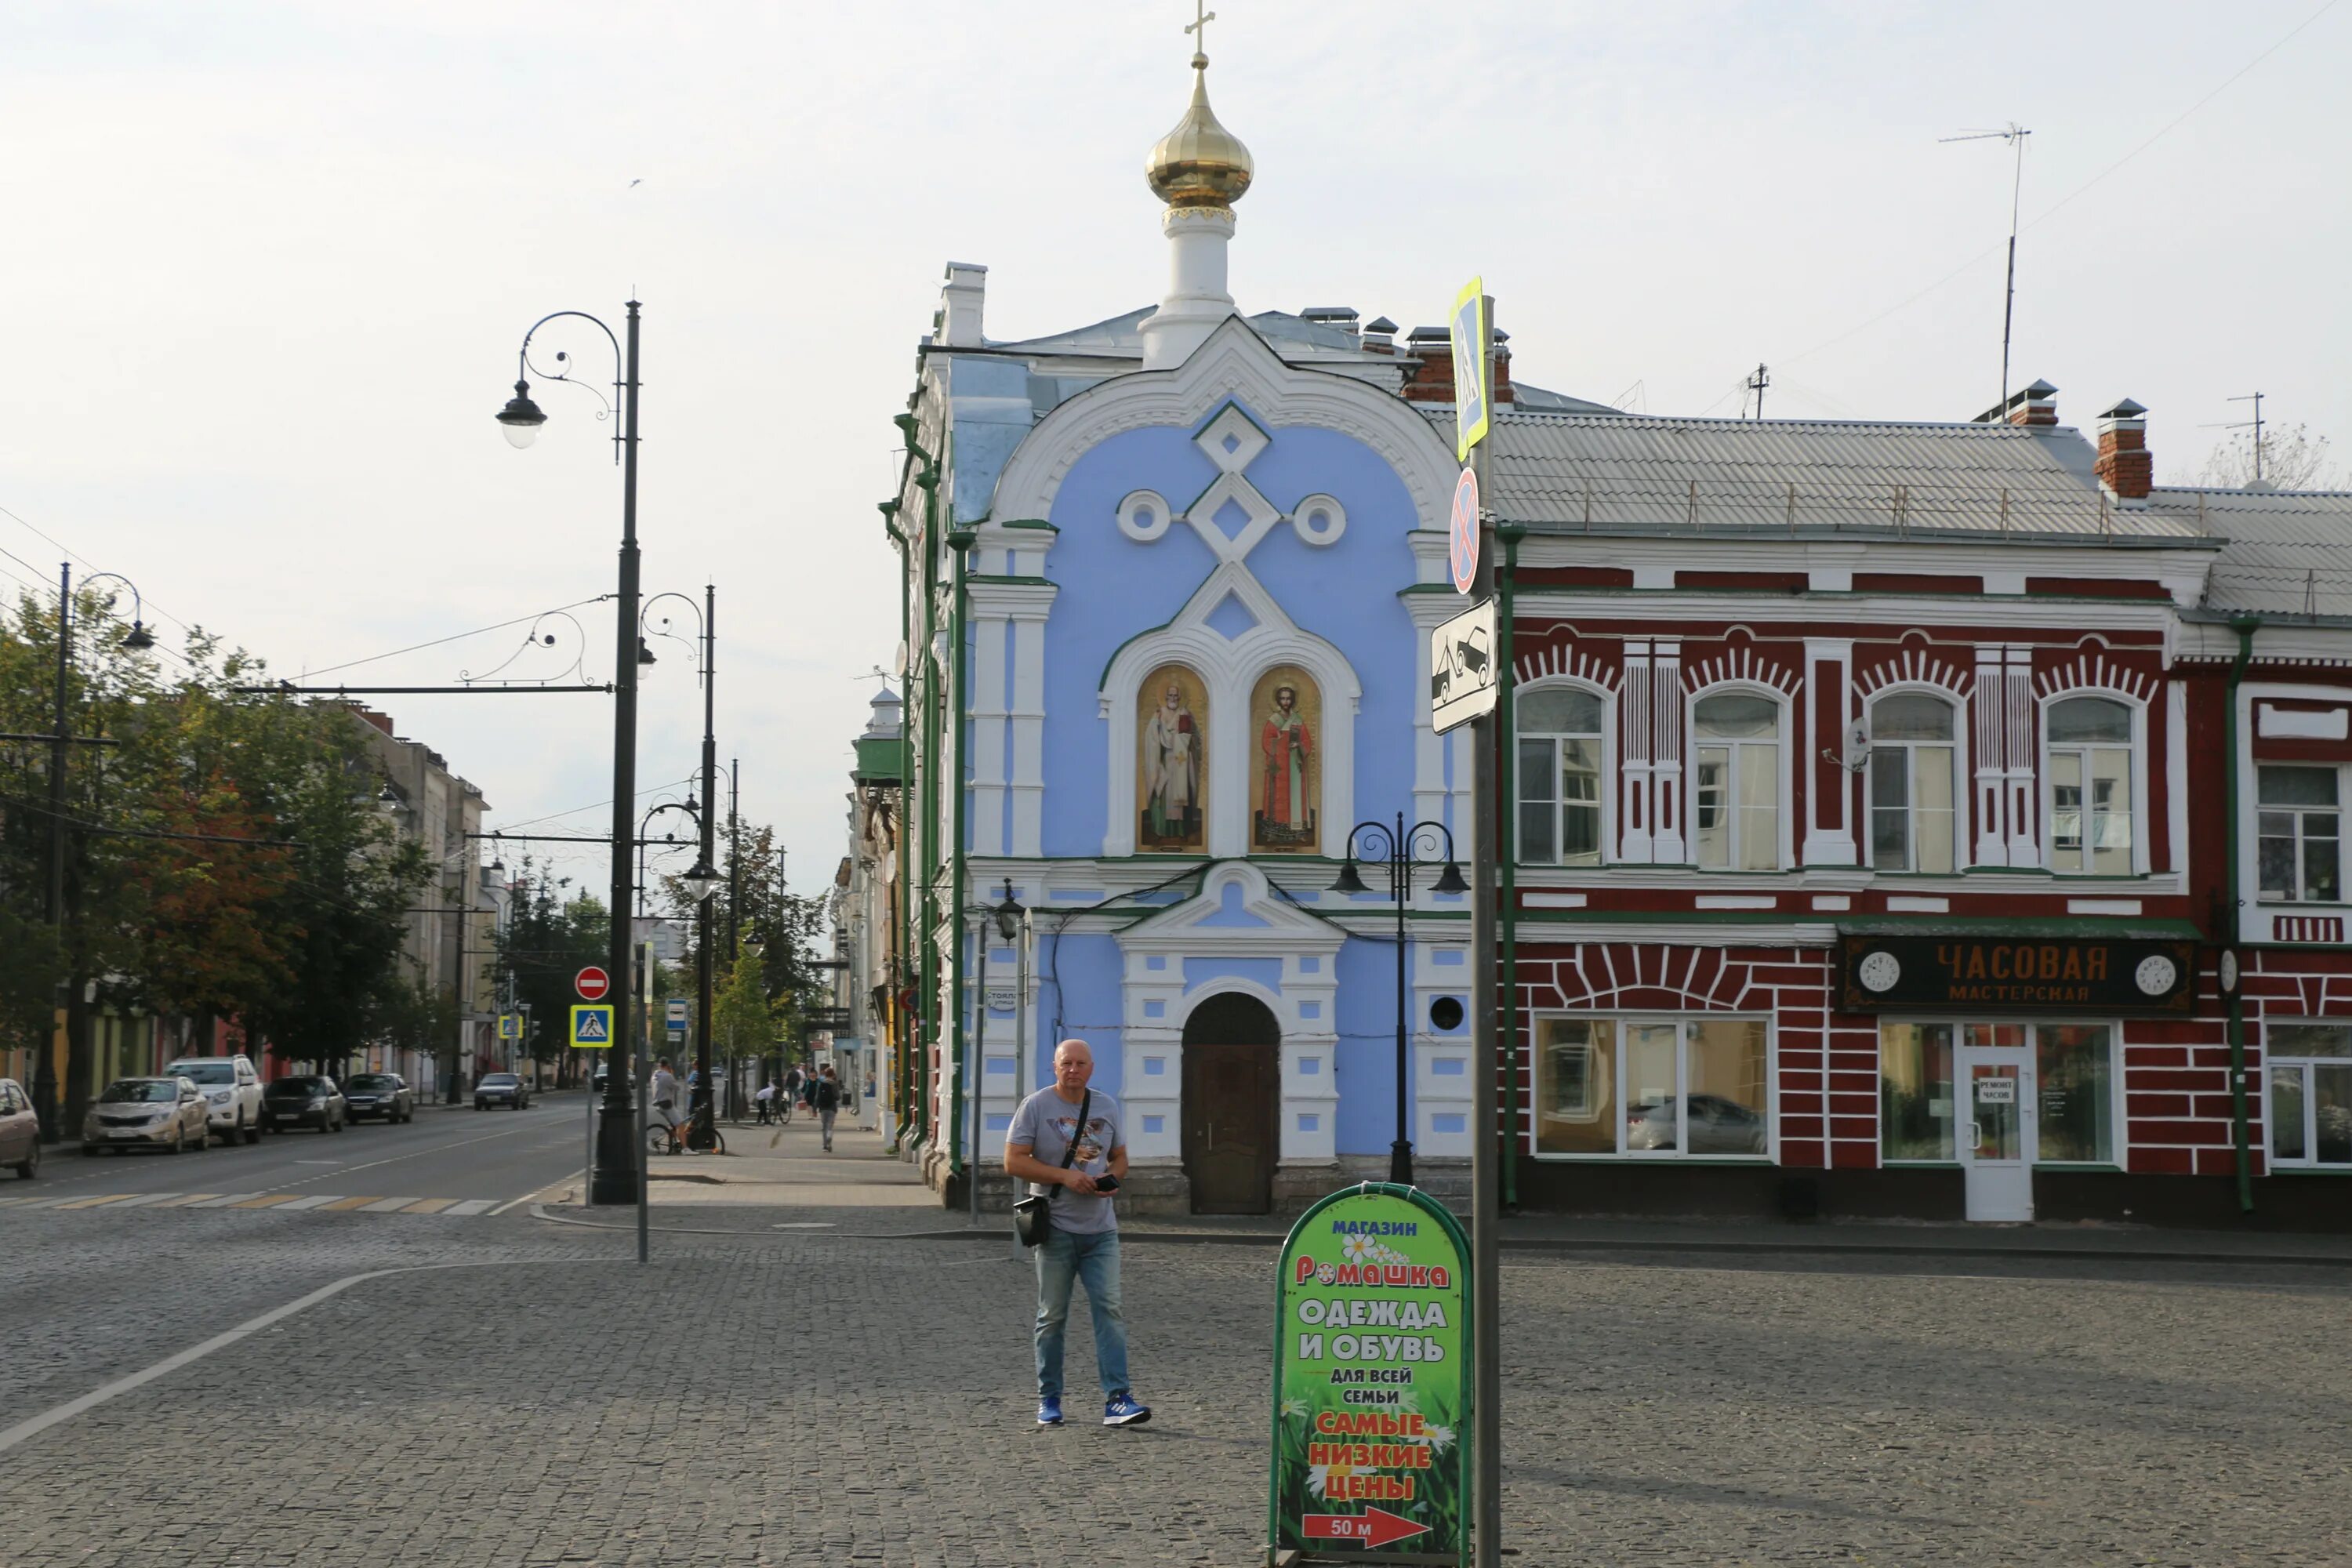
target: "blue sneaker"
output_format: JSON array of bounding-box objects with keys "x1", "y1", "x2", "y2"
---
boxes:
[
  {"x1": 1102, "y1": 1392, "x2": 1152, "y2": 1427},
  {"x1": 1036, "y1": 1397, "x2": 1063, "y2": 1426}
]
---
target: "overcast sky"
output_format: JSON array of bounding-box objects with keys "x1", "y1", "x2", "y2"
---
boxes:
[{"x1": 6, "y1": 1, "x2": 2345, "y2": 899}]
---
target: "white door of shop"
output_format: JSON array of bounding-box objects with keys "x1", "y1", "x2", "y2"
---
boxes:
[{"x1": 1955, "y1": 1044, "x2": 2035, "y2": 1221}]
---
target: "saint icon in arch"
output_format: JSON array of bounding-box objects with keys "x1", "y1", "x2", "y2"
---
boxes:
[
  {"x1": 1138, "y1": 664, "x2": 1205, "y2": 851},
  {"x1": 1252, "y1": 665, "x2": 1319, "y2": 853}
]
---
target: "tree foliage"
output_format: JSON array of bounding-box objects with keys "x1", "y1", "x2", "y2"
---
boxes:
[{"x1": 2193, "y1": 423, "x2": 2341, "y2": 492}]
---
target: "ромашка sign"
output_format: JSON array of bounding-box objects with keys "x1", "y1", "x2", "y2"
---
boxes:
[{"x1": 1836, "y1": 934, "x2": 2197, "y2": 1015}]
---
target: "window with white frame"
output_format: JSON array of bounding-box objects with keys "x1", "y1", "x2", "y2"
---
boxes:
[
  {"x1": 2266, "y1": 1022, "x2": 2352, "y2": 1167},
  {"x1": 1532, "y1": 1016, "x2": 1769, "y2": 1157},
  {"x1": 1517, "y1": 686, "x2": 1604, "y2": 866},
  {"x1": 2045, "y1": 695, "x2": 2136, "y2": 874},
  {"x1": 1867, "y1": 692, "x2": 1958, "y2": 873},
  {"x1": 2257, "y1": 765, "x2": 2342, "y2": 902},
  {"x1": 1693, "y1": 692, "x2": 1780, "y2": 870}
]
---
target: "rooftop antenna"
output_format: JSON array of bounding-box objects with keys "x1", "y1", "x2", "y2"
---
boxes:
[
  {"x1": 2200, "y1": 391, "x2": 2270, "y2": 487},
  {"x1": 1941, "y1": 122, "x2": 2032, "y2": 414},
  {"x1": 1745, "y1": 362, "x2": 1770, "y2": 420}
]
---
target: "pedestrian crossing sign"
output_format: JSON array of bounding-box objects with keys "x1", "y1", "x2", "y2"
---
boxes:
[
  {"x1": 571, "y1": 1004, "x2": 614, "y2": 1049},
  {"x1": 499, "y1": 1013, "x2": 520, "y2": 1040}
]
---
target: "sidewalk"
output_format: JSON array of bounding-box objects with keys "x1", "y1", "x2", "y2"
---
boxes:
[{"x1": 627, "y1": 1111, "x2": 937, "y2": 1208}]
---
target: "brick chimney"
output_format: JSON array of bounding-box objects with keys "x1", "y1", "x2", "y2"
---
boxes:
[
  {"x1": 1399, "y1": 324, "x2": 1516, "y2": 405},
  {"x1": 2094, "y1": 398, "x2": 2152, "y2": 503},
  {"x1": 1973, "y1": 378, "x2": 2059, "y2": 427}
]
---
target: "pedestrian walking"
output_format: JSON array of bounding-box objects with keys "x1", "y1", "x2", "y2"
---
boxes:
[
  {"x1": 754, "y1": 1079, "x2": 779, "y2": 1125},
  {"x1": 813, "y1": 1064, "x2": 842, "y2": 1152},
  {"x1": 1003, "y1": 1039, "x2": 1150, "y2": 1430},
  {"x1": 650, "y1": 1058, "x2": 679, "y2": 1131}
]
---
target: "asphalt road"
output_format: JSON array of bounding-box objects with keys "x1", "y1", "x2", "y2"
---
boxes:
[
  {"x1": 5, "y1": 1185, "x2": 2350, "y2": 1566},
  {"x1": 13, "y1": 1090, "x2": 593, "y2": 1210}
]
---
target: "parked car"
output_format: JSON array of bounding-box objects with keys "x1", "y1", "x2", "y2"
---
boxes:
[
  {"x1": 0, "y1": 1077, "x2": 39, "y2": 1179},
  {"x1": 474, "y1": 1072, "x2": 532, "y2": 1111},
  {"x1": 82, "y1": 1076, "x2": 211, "y2": 1154},
  {"x1": 1627, "y1": 1092, "x2": 1769, "y2": 1155},
  {"x1": 160, "y1": 1054, "x2": 265, "y2": 1145},
  {"x1": 342, "y1": 1073, "x2": 415, "y2": 1123},
  {"x1": 262, "y1": 1075, "x2": 346, "y2": 1134}
]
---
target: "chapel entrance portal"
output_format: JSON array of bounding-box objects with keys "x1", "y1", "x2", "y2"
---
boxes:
[{"x1": 1181, "y1": 993, "x2": 1280, "y2": 1215}]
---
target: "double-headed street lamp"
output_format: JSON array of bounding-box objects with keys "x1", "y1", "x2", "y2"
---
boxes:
[
  {"x1": 1332, "y1": 814, "x2": 1468, "y2": 1188},
  {"x1": 495, "y1": 301, "x2": 644, "y2": 1206},
  {"x1": 643, "y1": 586, "x2": 721, "y2": 1145},
  {"x1": 30, "y1": 566, "x2": 155, "y2": 1139}
]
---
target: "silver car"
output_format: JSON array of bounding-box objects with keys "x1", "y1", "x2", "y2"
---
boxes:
[{"x1": 81, "y1": 1076, "x2": 211, "y2": 1155}]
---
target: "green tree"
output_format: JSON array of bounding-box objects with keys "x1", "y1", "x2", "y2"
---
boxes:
[{"x1": 494, "y1": 862, "x2": 611, "y2": 1083}]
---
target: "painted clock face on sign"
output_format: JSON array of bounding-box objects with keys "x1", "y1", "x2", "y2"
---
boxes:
[
  {"x1": 1857, "y1": 951, "x2": 1902, "y2": 993},
  {"x1": 2135, "y1": 954, "x2": 2179, "y2": 997}
]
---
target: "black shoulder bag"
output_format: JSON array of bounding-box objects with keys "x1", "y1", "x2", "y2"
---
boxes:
[{"x1": 1013, "y1": 1088, "x2": 1090, "y2": 1249}]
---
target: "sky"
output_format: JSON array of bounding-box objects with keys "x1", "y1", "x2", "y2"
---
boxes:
[{"x1": 5, "y1": 0, "x2": 2346, "y2": 900}]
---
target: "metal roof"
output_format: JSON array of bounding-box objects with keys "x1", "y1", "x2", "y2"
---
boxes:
[
  {"x1": 1463, "y1": 411, "x2": 2211, "y2": 539},
  {"x1": 2153, "y1": 485, "x2": 2352, "y2": 616}
]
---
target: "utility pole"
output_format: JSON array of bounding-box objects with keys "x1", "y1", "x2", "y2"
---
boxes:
[
  {"x1": 692, "y1": 584, "x2": 719, "y2": 1141},
  {"x1": 2230, "y1": 391, "x2": 2267, "y2": 485},
  {"x1": 39, "y1": 564, "x2": 71, "y2": 1141},
  {"x1": 1942, "y1": 123, "x2": 2032, "y2": 412},
  {"x1": 1468, "y1": 293, "x2": 1503, "y2": 1568},
  {"x1": 1746, "y1": 362, "x2": 1769, "y2": 420}
]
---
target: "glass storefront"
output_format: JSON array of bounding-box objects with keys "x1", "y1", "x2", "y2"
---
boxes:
[
  {"x1": 1534, "y1": 1016, "x2": 1769, "y2": 1158},
  {"x1": 1879, "y1": 1020, "x2": 2117, "y2": 1165}
]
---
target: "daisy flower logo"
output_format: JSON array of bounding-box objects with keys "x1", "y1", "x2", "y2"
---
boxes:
[{"x1": 1341, "y1": 1233, "x2": 1377, "y2": 1265}]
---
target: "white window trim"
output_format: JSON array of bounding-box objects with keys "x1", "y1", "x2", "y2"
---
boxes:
[
  {"x1": 1514, "y1": 677, "x2": 1613, "y2": 869},
  {"x1": 1525, "y1": 1011, "x2": 1777, "y2": 1163},
  {"x1": 1876, "y1": 1018, "x2": 2126, "y2": 1167},
  {"x1": 1864, "y1": 683, "x2": 1970, "y2": 875},
  {"x1": 2259, "y1": 1018, "x2": 2352, "y2": 1169},
  {"x1": 2038, "y1": 689, "x2": 2151, "y2": 877},
  {"x1": 2253, "y1": 762, "x2": 2348, "y2": 906},
  {"x1": 1686, "y1": 684, "x2": 1792, "y2": 872}
]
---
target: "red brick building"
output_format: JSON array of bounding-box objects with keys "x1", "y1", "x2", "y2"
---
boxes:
[{"x1": 1488, "y1": 387, "x2": 2350, "y2": 1228}]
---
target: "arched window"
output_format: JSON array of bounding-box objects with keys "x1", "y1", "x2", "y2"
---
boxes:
[
  {"x1": 1693, "y1": 692, "x2": 1780, "y2": 871},
  {"x1": 1517, "y1": 686, "x2": 1603, "y2": 866},
  {"x1": 1868, "y1": 692, "x2": 1958, "y2": 873},
  {"x1": 2045, "y1": 695, "x2": 2133, "y2": 874}
]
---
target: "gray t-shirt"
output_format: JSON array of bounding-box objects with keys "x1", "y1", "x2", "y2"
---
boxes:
[{"x1": 1007, "y1": 1087, "x2": 1122, "y2": 1236}]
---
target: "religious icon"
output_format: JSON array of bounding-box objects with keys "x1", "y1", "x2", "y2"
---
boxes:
[
  {"x1": 1138, "y1": 664, "x2": 1206, "y2": 851},
  {"x1": 1252, "y1": 666, "x2": 1319, "y2": 853}
]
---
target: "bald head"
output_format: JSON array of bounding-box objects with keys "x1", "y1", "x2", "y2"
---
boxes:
[{"x1": 1052, "y1": 1038, "x2": 1094, "y2": 1099}]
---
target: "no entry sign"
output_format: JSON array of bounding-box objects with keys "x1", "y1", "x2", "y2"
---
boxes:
[{"x1": 575, "y1": 966, "x2": 611, "y2": 1002}]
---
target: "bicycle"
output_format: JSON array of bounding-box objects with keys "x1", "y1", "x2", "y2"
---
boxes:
[{"x1": 647, "y1": 1114, "x2": 726, "y2": 1157}]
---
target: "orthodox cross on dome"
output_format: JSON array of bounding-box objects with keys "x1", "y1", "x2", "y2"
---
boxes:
[{"x1": 1185, "y1": 2, "x2": 1215, "y2": 63}]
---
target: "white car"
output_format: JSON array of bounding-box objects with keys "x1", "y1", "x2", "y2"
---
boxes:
[{"x1": 161, "y1": 1054, "x2": 265, "y2": 1145}]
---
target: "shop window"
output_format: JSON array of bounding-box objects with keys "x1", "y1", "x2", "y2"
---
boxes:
[
  {"x1": 1867, "y1": 693, "x2": 1958, "y2": 873},
  {"x1": 1532, "y1": 1015, "x2": 1769, "y2": 1158},
  {"x1": 2045, "y1": 695, "x2": 2135, "y2": 874},
  {"x1": 2257, "y1": 766, "x2": 2342, "y2": 903},
  {"x1": 1693, "y1": 692, "x2": 1781, "y2": 871},
  {"x1": 2035, "y1": 1023, "x2": 2115, "y2": 1163},
  {"x1": 2266, "y1": 1022, "x2": 2352, "y2": 1168},
  {"x1": 1516, "y1": 686, "x2": 1603, "y2": 867},
  {"x1": 1879, "y1": 1022, "x2": 1956, "y2": 1160}
]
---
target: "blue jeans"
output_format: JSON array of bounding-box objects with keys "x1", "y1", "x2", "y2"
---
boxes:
[{"x1": 1033, "y1": 1225, "x2": 1130, "y2": 1401}]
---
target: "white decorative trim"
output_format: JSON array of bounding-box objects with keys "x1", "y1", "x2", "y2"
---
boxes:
[
  {"x1": 1099, "y1": 564, "x2": 1361, "y2": 858},
  {"x1": 1512, "y1": 639, "x2": 1621, "y2": 690},
  {"x1": 1515, "y1": 676, "x2": 1617, "y2": 869},
  {"x1": 1115, "y1": 489, "x2": 1172, "y2": 543},
  {"x1": 1686, "y1": 677, "x2": 1793, "y2": 870},
  {"x1": 1178, "y1": 469, "x2": 1286, "y2": 564},
  {"x1": 1525, "y1": 892, "x2": 1588, "y2": 909},
  {"x1": 2036, "y1": 684, "x2": 2152, "y2": 876},
  {"x1": 989, "y1": 318, "x2": 1460, "y2": 557},
  {"x1": 1857, "y1": 647, "x2": 1974, "y2": 697},
  {"x1": 1291, "y1": 492, "x2": 1348, "y2": 548},
  {"x1": 1811, "y1": 895, "x2": 1852, "y2": 911},
  {"x1": 1886, "y1": 895, "x2": 1950, "y2": 913},
  {"x1": 1802, "y1": 639, "x2": 1857, "y2": 867},
  {"x1": 2067, "y1": 898, "x2": 2143, "y2": 915},
  {"x1": 2034, "y1": 651, "x2": 2158, "y2": 703},
  {"x1": 1695, "y1": 895, "x2": 1777, "y2": 910},
  {"x1": 1683, "y1": 644, "x2": 1801, "y2": 695}
]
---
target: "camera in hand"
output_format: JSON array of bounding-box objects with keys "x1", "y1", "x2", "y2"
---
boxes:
[{"x1": 1092, "y1": 1174, "x2": 1120, "y2": 1193}]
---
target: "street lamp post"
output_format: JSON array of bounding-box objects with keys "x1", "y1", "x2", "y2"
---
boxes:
[
  {"x1": 644, "y1": 587, "x2": 721, "y2": 1145},
  {"x1": 1331, "y1": 814, "x2": 1468, "y2": 1188},
  {"x1": 495, "y1": 303, "x2": 644, "y2": 1206},
  {"x1": 34, "y1": 565, "x2": 154, "y2": 1141}
]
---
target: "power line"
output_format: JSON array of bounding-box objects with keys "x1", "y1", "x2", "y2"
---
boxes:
[{"x1": 299, "y1": 595, "x2": 615, "y2": 680}]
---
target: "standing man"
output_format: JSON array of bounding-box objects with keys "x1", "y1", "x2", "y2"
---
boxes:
[
  {"x1": 1004, "y1": 1039, "x2": 1150, "y2": 1430},
  {"x1": 650, "y1": 1058, "x2": 679, "y2": 1132},
  {"x1": 812, "y1": 1064, "x2": 842, "y2": 1152}
]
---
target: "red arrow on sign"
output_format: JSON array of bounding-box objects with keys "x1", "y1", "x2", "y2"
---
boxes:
[
  {"x1": 1301, "y1": 1506, "x2": 1428, "y2": 1551},
  {"x1": 575, "y1": 966, "x2": 610, "y2": 1002}
]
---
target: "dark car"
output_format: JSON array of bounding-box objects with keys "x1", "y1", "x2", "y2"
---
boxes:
[
  {"x1": 263, "y1": 1075, "x2": 346, "y2": 1134},
  {"x1": 474, "y1": 1072, "x2": 531, "y2": 1111},
  {"x1": 342, "y1": 1073, "x2": 414, "y2": 1123},
  {"x1": 1627, "y1": 1092, "x2": 1768, "y2": 1155},
  {"x1": 2, "y1": 1077, "x2": 42, "y2": 1178}
]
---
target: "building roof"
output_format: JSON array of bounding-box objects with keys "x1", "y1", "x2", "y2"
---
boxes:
[
  {"x1": 1468, "y1": 410, "x2": 2214, "y2": 540},
  {"x1": 2153, "y1": 485, "x2": 2352, "y2": 618}
]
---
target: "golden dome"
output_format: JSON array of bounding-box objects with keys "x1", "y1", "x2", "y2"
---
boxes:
[{"x1": 1146, "y1": 53, "x2": 1254, "y2": 210}]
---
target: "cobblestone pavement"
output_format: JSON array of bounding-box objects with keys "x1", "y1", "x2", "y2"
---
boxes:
[{"x1": 7, "y1": 1202, "x2": 2349, "y2": 1566}]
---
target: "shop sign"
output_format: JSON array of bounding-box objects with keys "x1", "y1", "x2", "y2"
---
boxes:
[
  {"x1": 1837, "y1": 934, "x2": 2196, "y2": 1014},
  {"x1": 1270, "y1": 1184, "x2": 1470, "y2": 1566}
]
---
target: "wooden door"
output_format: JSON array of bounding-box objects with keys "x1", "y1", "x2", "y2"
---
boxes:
[{"x1": 1182, "y1": 993, "x2": 1280, "y2": 1215}]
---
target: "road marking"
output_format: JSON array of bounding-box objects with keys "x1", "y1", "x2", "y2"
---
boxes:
[
  {"x1": 321, "y1": 1196, "x2": 382, "y2": 1211},
  {"x1": 56, "y1": 1194, "x2": 140, "y2": 1210},
  {"x1": 191, "y1": 1193, "x2": 263, "y2": 1208},
  {"x1": 0, "y1": 1257, "x2": 606, "y2": 1458},
  {"x1": 103, "y1": 1192, "x2": 184, "y2": 1209},
  {"x1": 399, "y1": 1198, "x2": 457, "y2": 1214},
  {"x1": 152, "y1": 1193, "x2": 222, "y2": 1207},
  {"x1": 231, "y1": 1195, "x2": 301, "y2": 1209},
  {"x1": 491, "y1": 1170, "x2": 583, "y2": 1216},
  {"x1": 360, "y1": 1197, "x2": 417, "y2": 1213},
  {"x1": 445, "y1": 1200, "x2": 495, "y2": 1216},
  {"x1": 274, "y1": 1195, "x2": 341, "y2": 1211}
]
